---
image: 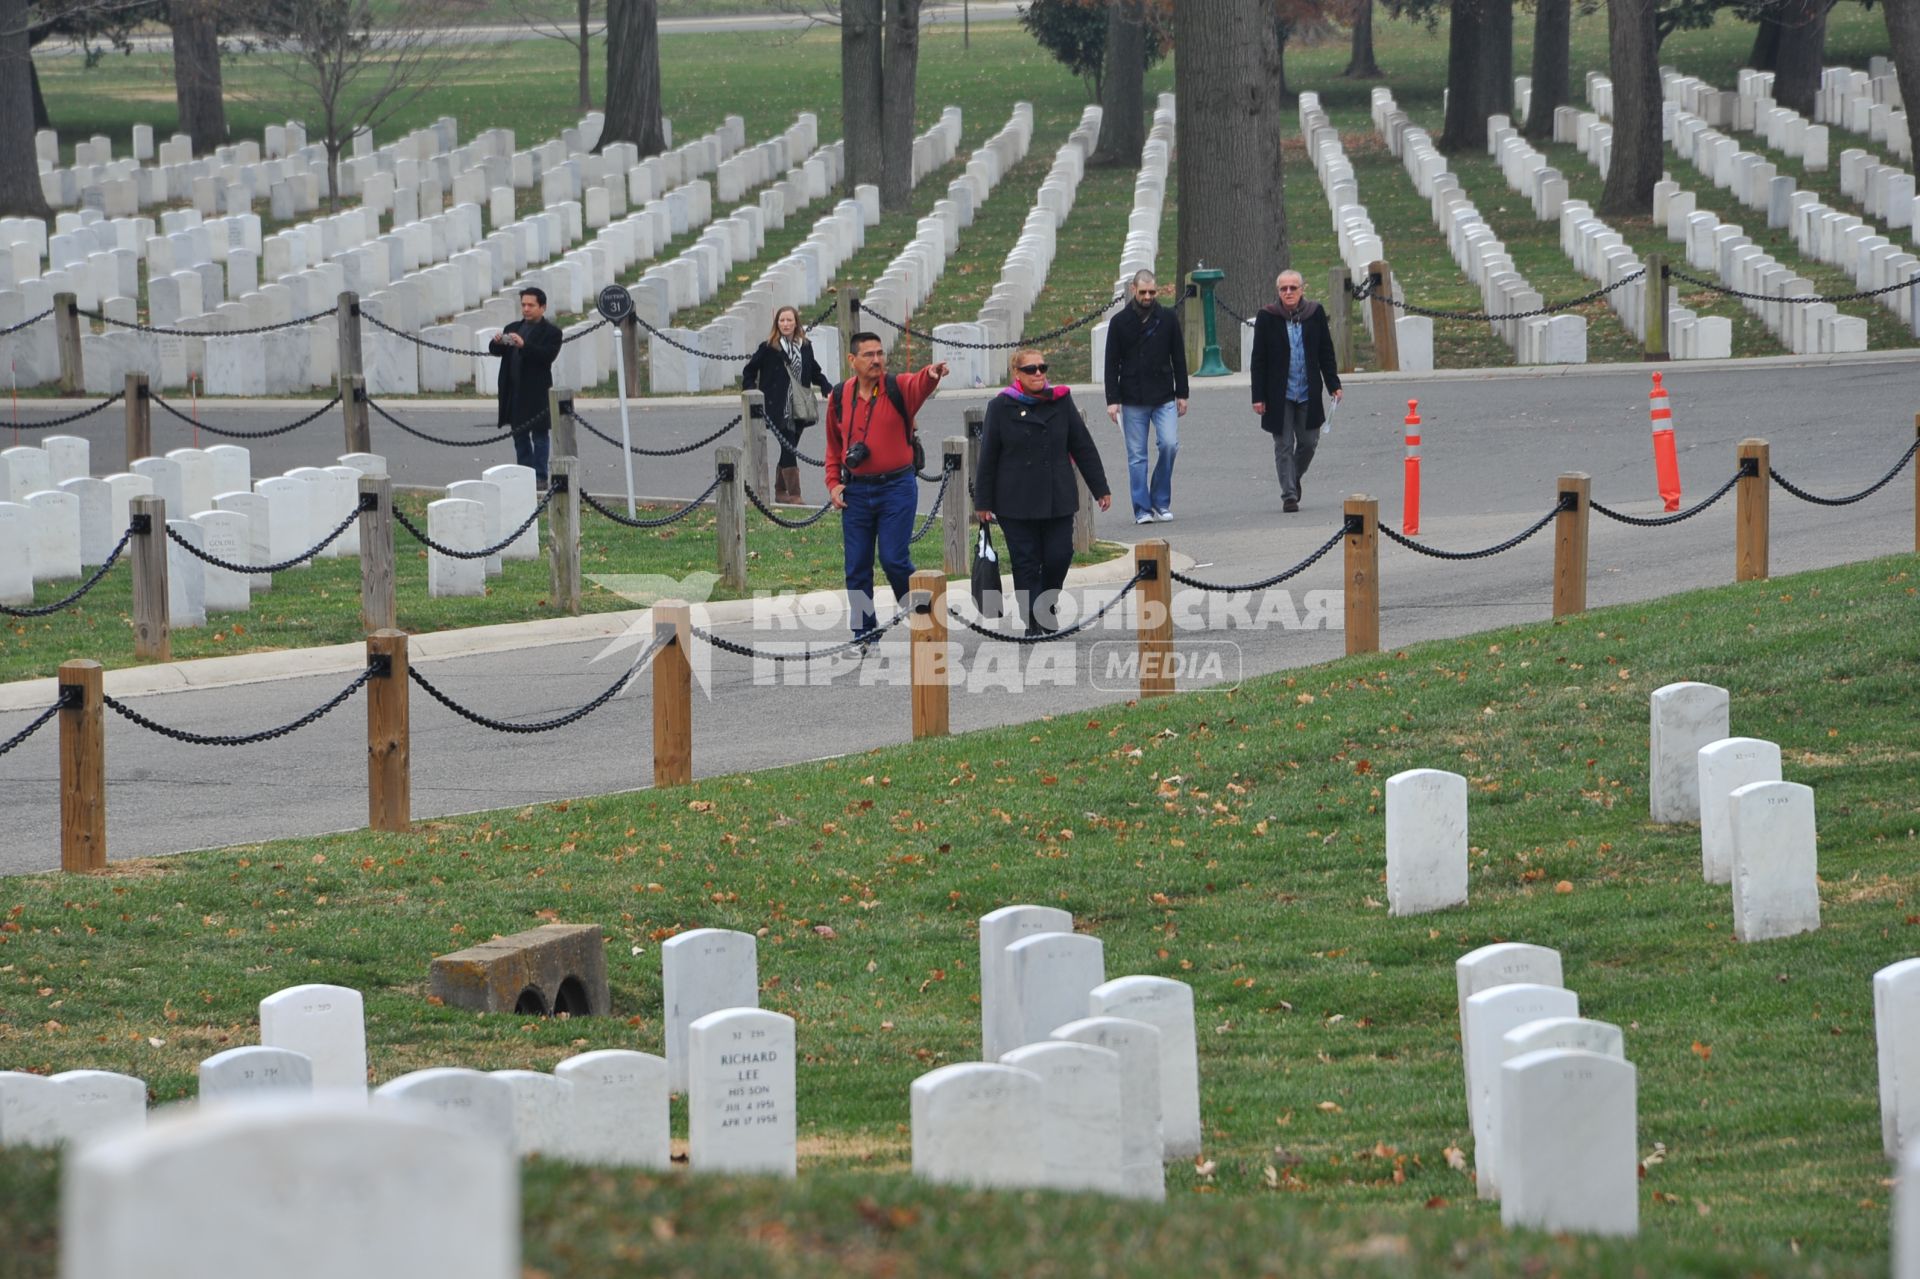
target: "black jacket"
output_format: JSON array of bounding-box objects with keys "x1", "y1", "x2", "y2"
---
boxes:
[
  {"x1": 489, "y1": 317, "x2": 563, "y2": 432},
  {"x1": 1249, "y1": 300, "x2": 1342, "y2": 433},
  {"x1": 975, "y1": 390, "x2": 1110, "y2": 520},
  {"x1": 1103, "y1": 301, "x2": 1190, "y2": 407},
  {"x1": 742, "y1": 339, "x2": 834, "y2": 430}
]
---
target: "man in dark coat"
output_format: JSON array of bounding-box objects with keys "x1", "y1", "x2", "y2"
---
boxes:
[
  {"x1": 488, "y1": 287, "x2": 564, "y2": 488},
  {"x1": 1250, "y1": 270, "x2": 1343, "y2": 512},
  {"x1": 1103, "y1": 269, "x2": 1189, "y2": 524}
]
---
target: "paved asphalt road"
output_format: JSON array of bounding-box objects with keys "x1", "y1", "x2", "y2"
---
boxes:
[{"x1": 3, "y1": 356, "x2": 1916, "y2": 872}]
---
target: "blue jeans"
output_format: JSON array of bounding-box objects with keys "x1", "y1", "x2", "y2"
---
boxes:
[
  {"x1": 512, "y1": 428, "x2": 550, "y2": 486},
  {"x1": 1121, "y1": 401, "x2": 1179, "y2": 517},
  {"x1": 841, "y1": 470, "x2": 917, "y2": 638}
]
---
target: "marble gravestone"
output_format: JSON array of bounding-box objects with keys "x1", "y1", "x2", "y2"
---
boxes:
[
  {"x1": 1697, "y1": 737, "x2": 1782, "y2": 884},
  {"x1": 258, "y1": 983, "x2": 368, "y2": 1096},
  {"x1": 197, "y1": 1046, "x2": 314, "y2": 1105},
  {"x1": 686, "y1": 1007, "x2": 796, "y2": 1177},
  {"x1": 1877, "y1": 959, "x2": 1920, "y2": 1159},
  {"x1": 1051, "y1": 1016, "x2": 1166, "y2": 1201},
  {"x1": 51, "y1": 1070, "x2": 148, "y2": 1144},
  {"x1": 489, "y1": 1070, "x2": 573, "y2": 1158},
  {"x1": 0, "y1": 503, "x2": 37, "y2": 605},
  {"x1": 978, "y1": 904, "x2": 1073, "y2": 1061},
  {"x1": 1466, "y1": 983, "x2": 1580, "y2": 1200},
  {"x1": 1455, "y1": 942, "x2": 1564, "y2": 1125},
  {"x1": 553, "y1": 1049, "x2": 670, "y2": 1168},
  {"x1": 998, "y1": 1041, "x2": 1126, "y2": 1195},
  {"x1": 1728, "y1": 779, "x2": 1820, "y2": 942},
  {"x1": 374, "y1": 1068, "x2": 517, "y2": 1150},
  {"x1": 1649, "y1": 681, "x2": 1731, "y2": 823},
  {"x1": 1004, "y1": 932, "x2": 1105, "y2": 1054},
  {"x1": 662, "y1": 927, "x2": 759, "y2": 1094},
  {"x1": 61, "y1": 1102, "x2": 520, "y2": 1279},
  {"x1": 0, "y1": 1070, "x2": 64, "y2": 1148},
  {"x1": 163, "y1": 518, "x2": 208, "y2": 627},
  {"x1": 425, "y1": 497, "x2": 486, "y2": 597},
  {"x1": 1499, "y1": 1050, "x2": 1639, "y2": 1238},
  {"x1": 192, "y1": 509, "x2": 252, "y2": 612},
  {"x1": 1088, "y1": 974, "x2": 1201, "y2": 1161},
  {"x1": 910, "y1": 1063, "x2": 1045, "y2": 1190},
  {"x1": 25, "y1": 489, "x2": 81, "y2": 582},
  {"x1": 1385, "y1": 768, "x2": 1469, "y2": 915}
]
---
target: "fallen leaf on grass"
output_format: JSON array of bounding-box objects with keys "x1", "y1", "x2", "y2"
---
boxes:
[
  {"x1": 1317, "y1": 1100, "x2": 1343, "y2": 1113},
  {"x1": 1691, "y1": 1040, "x2": 1712, "y2": 1061},
  {"x1": 1443, "y1": 1145, "x2": 1467, "y2": 1171}
]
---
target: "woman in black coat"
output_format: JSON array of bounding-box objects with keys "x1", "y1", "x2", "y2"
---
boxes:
[
  {"x1": 742, "y1": 305, "x2": 835, "y2": 505},
  {"x1": 974, "y1": 347, "x2": 1113, "y2": 635}
]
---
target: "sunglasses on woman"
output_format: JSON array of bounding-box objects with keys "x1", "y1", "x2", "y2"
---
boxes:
[{"x1": 1016, "y1": 362, "x2": 1049, "y2": 374}]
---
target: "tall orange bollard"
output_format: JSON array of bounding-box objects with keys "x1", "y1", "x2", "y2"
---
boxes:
[
  {"x1": 1648, "y1": 372, "x2": 1683, "y2": 512},
  {"x1": 1402, "y1": 399, "x2": 1423, "y2": 536}
]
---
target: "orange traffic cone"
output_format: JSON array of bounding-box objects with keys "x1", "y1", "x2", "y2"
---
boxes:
[
  {"x1": 1648, "y1": 372, "x2": 1682, "y2": 512},
  {"x1": 1403, "y1": 399, "x2": 1422, "y2": 536}
]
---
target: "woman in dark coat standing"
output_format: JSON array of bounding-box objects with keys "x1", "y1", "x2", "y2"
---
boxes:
[
  {"x1": 742, "y1": 304, "x2": 835, "y2": 505},
  {"x1": 974, "y1": 347, "x2": 1113, "y2": 635}
]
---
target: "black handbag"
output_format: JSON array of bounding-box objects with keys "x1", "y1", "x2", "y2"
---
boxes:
[{"x1": 970, "y1": 524, "x2": 1003, "y2": 619}]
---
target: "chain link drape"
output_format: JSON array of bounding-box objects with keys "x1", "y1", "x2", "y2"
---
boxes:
[
  {"x1": 151, "y1": 392, "x2": 340, "y2": 441},
  {"x1": 0, "y1": 527, "x2": 133, "y2": 617},
  {"x1": 103, "y1": 664, "x2": 378, "y2": 746}
]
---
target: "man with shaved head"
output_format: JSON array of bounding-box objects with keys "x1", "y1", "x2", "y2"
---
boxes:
[{"x1": 1250, "y1": 270, "x2": 1343, "y2": 513}]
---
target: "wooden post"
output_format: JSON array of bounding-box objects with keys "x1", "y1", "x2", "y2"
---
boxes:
[
  {"x1": 908, "y1": 569, "x2": 948, "y2": 739},
  {"x1": 359, "y1": 476, "x2": 395, "y2": 632},
  {"x1": 548, "y1": 457, "x2": 582, "y2": 614},
  {"x1": 714, "y1": 446, "x2": 747, "y2": 590},
  {"x1": 963, "y1": 407, "x2": 984, "y2": 524},
  {"x1": 1344, "y1": 496, "x2": 1380, "y2": 655},
  {"x1": 1552, "y1": 473, "x2": 1591, "y2": 618},
  {"x1": 1642, "y1": 253, "x2": 1670, "y2": 361},
  {"x1": 1736, "y1": 438, "x2": 1770, "y2": 582},
  {"x1": 124, "y1": 371, "x2": 151, "y2": 465},
  {"x1": 837, "y1": 286, "x2": 861, "y2": 358},
  {"x1": 1135, "y1": 538, "x2": 1173, "y2": 697},
  {"x1": 1073, "y1": 467, "x2": 1095, "y2": 554},
  {"x1": 336, "y1": 291, "x2": 363, "y2": 382},
  {"x1": 365, "y1": 629, "x2": 409, "y2": 834},
  {"x1": 652, "y1": 600, "x2": 692, "y2": 786},
  {"x1": 1328, "y1": 266, "x2": 1355, "y2": 372},
  {"x1": 58, "y1": 659, "x2": 106, "y2": 873},
  {"x1": 548, "y1": 386, "x2": 576, "y2": 458},
  {"x1": 741, "y1": 389, "x2": 770, "y2": 503},
  {"x1": 942, "y1": 437, "x2": 968, "y2": 575},
  {"x1": 129, "y1": 495, "x2": 170, "y2": 661},
  {"x1": 341, "y1": 374, "x2": 371, "y2": 454},
  {"x1": 55, "y1": 292, "x2": 83, "y2": 394},
  {"x1": 620, "y1": 316, "x2": 642, "y2": 393},
  {"x1": 1365, "y1": 260, "x2": 1400, "y2": 373}
]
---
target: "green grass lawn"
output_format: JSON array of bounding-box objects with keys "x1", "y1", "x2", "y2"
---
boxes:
[
  {"x1": 0, "y1": 488, "x2": 1123, "y2": 682},
  {"x1": 1, "y1": 552, "x2": 1918, "y2": 1274}
]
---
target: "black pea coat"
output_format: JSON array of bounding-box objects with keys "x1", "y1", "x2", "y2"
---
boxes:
[
  {"x1": 1248, "y1": 300, "x2": 1342, "y2": 433},
  {"x1": 975, "y1": 389, "x2": 1111, "y2": 519},
  {"x1": 489, "y1": 317, "x2": 563, "y2": 431}
]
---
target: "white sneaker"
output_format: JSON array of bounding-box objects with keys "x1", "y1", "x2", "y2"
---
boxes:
[
  {"x1": 1153, "y1": 509, "x2": 1174, "y2": 522},
  {"x1": 1134, "y1": 513, "x2": 1155, "y2": 525}
]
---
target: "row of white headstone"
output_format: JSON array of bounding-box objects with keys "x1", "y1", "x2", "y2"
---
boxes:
[
  {"x1": 858, "y1": 107, "x2": 979, "y2": 362},
  {"x1": 1088, "y1": 95, "x2": 1178, "y2": 386},
  {"x1": 1373, "y1": 89, "x2": 1589, "y2": 366},
  {"x1": 1813, "y1": 60, "x2": 1912, "y2": 164}
]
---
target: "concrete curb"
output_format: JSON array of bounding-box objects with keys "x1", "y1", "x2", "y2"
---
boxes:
[{"x1": 0, "y1": 541, "x2": 1175, "y2": 712}]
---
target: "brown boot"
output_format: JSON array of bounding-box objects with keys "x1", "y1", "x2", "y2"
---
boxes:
[{"x1": 777, "y1": 466, "x2": 802, "y2": 505}]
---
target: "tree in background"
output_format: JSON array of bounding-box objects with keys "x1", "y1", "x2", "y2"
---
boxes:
[
  {"x1": 603, "y1": 0, "x2": 665, "y2": 153},
  {"x1": 1601, "y1": 0, "x2": 1662, "y2": 216},
  {"x1": 840, "y1": 0, "x2": 883, "y2": 198},
  {"x1": 1017, "y1": 0, "x2": 1169, "y2": 101},
  {"x1": 879, "y1": 0, "x2": 922, "y2": 212},
  {"x1": 169, "y1": 0, "x2": 230, "y2": 153},
  {"x1": 1523, "y1": 0, "x2": 1570, "y2": 141},
  {"x1": 0, "y1": 0, "x2": 52, "y2": 217},
  {"x1": 1438, "y1": 0, "x2": 1496, "y2": 151},
  {"x1": 511, "y1": 0, "x2": 606, "y2": 111},
  {"x1": 1342, "y1": 0, "x2": 1382, "y2": 79},
  {"x1": 1093, "y1": 0, "x2": 1150, "y2": 165},
  {"x1": 1889, "y1": 0, "x2": 1920, "y2": 155}
]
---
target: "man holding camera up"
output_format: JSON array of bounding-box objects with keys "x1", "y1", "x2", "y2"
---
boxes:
[{"x1": 824, "y1": 332, "x2": 950, "y2": 644}]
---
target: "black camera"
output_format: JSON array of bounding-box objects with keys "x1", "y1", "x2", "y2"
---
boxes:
[{"x1": 841, "y1": 441, "x2": 871, "y2": 484}]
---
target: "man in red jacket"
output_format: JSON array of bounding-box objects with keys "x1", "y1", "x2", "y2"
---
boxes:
[{"x1": 823, "y1": 332, "x2": 950, "y2": 643}]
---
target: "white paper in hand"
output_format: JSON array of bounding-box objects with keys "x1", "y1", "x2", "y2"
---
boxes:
[{"x1": 1323, "y1": 396, "x2": 1339, "y2": 438}]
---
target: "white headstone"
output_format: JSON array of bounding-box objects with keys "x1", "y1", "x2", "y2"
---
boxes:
[
  {"x1": 1466, "y1": 983, "x2": 1580, "y2": 1199},
  {"x1": 425, "y1": 496, "x2": 486, "y2": 597},
  {"x1": 1729, "y1": 779, "x2": 1819, "y2": 942},
  {"x1": 25, "y1": 489, "x2": 82, "y2": 581},
  {"x1": 489, "y1": 1070, "x2": 573, "y2": 1157},
  {"x1": 1087, "y1": 974, "x2": 1201, "y2": 1160},
  {"x1": 910, "y1": 1062, "x2": 1046, "y2": 1190},
  {"x1": 1385, "y1": 767, "x2": 1469, "y2": 915},
  {"x1": 686, "y1": 1007, "x2": 796, "y2": 1177},
  {"x1": 51, "y1": 1069, "x2": 148, "y2": 1144},
  {"x1": 374, "y1": 1068, "x2": 517, "y2": 1149},
  {"x1": 1005, "y1": 932, "x2": 1106, "y2": 1053},
  {"x1": 998, "y1": 1040, "x2": 1125, "y2": 1194},
  {"x1": 1498, "y1": 1050, "x2": 1638, "y2": 1237},
  {"x1": 481, "y1": 463, "x2": 538, "y2": 560},
  {"x1": 552, "y1": 1049, "x2": 670, "y2": 1168},
  {"x1": 661, "y1": 927, "x2": 759, "y2": 1094},
  {"x1": 59, "y1": 477, "x2": 115, "y2": 566},
  {"x1": 0, "y1": 1070, "x2": 64, "y2": 1149},
  {"x1": 1050, "y1": 1016, "x2": 1165, "y2": 1200},
  {"x1": 978, "y1": 904, "x2": 1073, "y2": 1061},
  {"x1": 1696, "y1": 736, "x2": 1783, "y2": 884},
  {"x1": 165, "y1": 447, "x2": 218, "y2": 518},
  {"x1": 1455, "y1": 941, "x2": 1563, "y2": 1125},
  {"x1": 191, "y1": 509, "x2": 252, "y2": 612},
  {"x1": 43, "y1": 434, "x2": 89, "y2": 485},
  {"x1": 0, "y1": 445, "x2": 50, "y2": 501},
  {"x1": 164, "y1": 517, "x2": 207, "y2": 627},
  {"x1": 1877, "y1": 959, "x2": 1920, "y2": 1159},
  {"x1": 444, "y1": 478, "x2": 501, "y2": 575},
  {"x1": 0, "y1": 502, "x2": 33, "y2": 605},
  {"x1": 204, "y1": 444, "x2": 251, "y2": 498},
  {"x1": 322, "y1": 465, "x2": 364, "y2": 556},
  {"x1": 1649, "y1": 681, "x2": 1731, "y2": 822},
  {"x1": 258, "y1": 983, "x2": 367, "y2": 1096},
  {"x1": 61, "y1": 1102, "x2": 519, "y2": 1279},
  {"x1": 131, "y1": 456, "x2": 185, "y2": 516},
  {"x1": 197, "y1": 1046, "x2": 314, "y2": 1104},
  {"x1": 251, "y1": 477, "x2": 313, "y2": 572},
  {"x1": 213, "y1": 490, "x2": 274, "y2": 593}
]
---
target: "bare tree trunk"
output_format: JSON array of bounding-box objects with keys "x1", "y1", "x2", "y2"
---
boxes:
[
  {"x1": 1275, "y1": 21, "x2": 1293, "y2": 100},
  {"x1": 169, "y1": 0, "x2": 229, "y2": 154},
  {"x1": 879, "y1": 0, "x2": 920, "y2": 212},
  {"x1": 1485, "y1": 0, "x2": 1513, "y2": 115},
  {"x1": 1441, "y1": 0, "x2": 1490, "y2": 153},
  {"x1": 1524, "y1": 0, "x2": 1569, "y2": 140},
  {"x1": 578, "y1": 0, "x2": 593, "y2": 110},
  {"x1": 1889, "y1": 0, "x2": 1920, "y2": 158},
  {"x1": 0, "y1": 0, "x2": 52, "y2": 218},
  {"x1": 1342, "y1": 0, "x2": 1381, "y2": 79},
  {"x1": 1599, "y1": 0, "x2": 1660, "y2": 217},
  {"x1": 1094, "y1": 0, "x2": 1147, "y2": 165},
  {"x1": 1175, "y1": 0, "x2": 1287, "y2": 368},
  {"x1": 603, "y1": 0, "x2": 665, "y2": 154},
  {"x1": 1771, "y1": 0, "x2": 1829, "y2": 117},
  {"x1": 842, "y1": 0, "x2": 885, "y2": 195},
  {"x1": 1749, "y1": 15, "x2": 1783, "y2": 71},
  {"x1": 30, "y1": 56, "x2": 49, "y2": 130}
]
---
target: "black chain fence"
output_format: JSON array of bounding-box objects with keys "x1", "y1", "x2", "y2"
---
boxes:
[
  {"x1": 1591, "y1": 467, "x2": 1745, "y2": 527},
  {"x1": 393, "y1": 487, "x2": 555, "y2": 559},
  {"x1": 1171, "y1": 526, "x2": 1346, "y2": 593},
  {"x1": 80, "y1": 307, "x2": 333, "y2": 338},
  {"x1": 1770, "y1": 439, "x2": 1919, "y2": 506},
  {"x1": 568, "y1": 408, "x2": 740, "y2": 456},
  {"x1": 909, "y1": 468, "x2": 952, "y2": 542},
  {"x1": 152, "y1": 391, "x2": 341, "y2": 441},
  {"x1": 166, "y1": 504, "x2": 362, "y2": 573},
  {"x1": 1380, "y1": 498, "x2": 1570, "y2": 560},
  {"x1": 1665, "y1": 264, "x2": 1919, "y2": 306},
  {"x1": 103, "y1": 662, "x2": 380, "y2": 746},
  {"x1": 1, "y1": 307, "x2": 53, "y2": 337},
  {"x1": 367, "y1": 397, "x2": 524, "y2": 447},
  {"x1": 946, "y1": 567, "x2": 1148, "y2": 645},
  {"x1": 766, "y1": 418, "x2": 825, "y2": 468},
  {"x1": 0, "y1": 526, "x2": 135, "y2": 618},
  {"x1": 580, "y1": 475, "x2": 722, "y2": 528},
  {"x1": 1304, "y1": 269, "x2": 1649, "y2": 324},
  {"x1": 408, "y1": 631, "x2": 666, "y2": 733},
  {"x1": 744, "y1": 484, "x2": 835, "y2": 528},
  {"x1": 691, "y1": 598, "x2": 915, "y2": 662},
  {"x1": 630, "y1": 312, "x2": 754, "y2": 361},
  {"x1": 1, "y1": 391, "x2": 124, "y2": 432},
  {"x1": 854, "y1": 293, "x2": 1124, "y2": 350},
  {"x1": 0, "y1": 700, "x2": 64, "y2": 758}
]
